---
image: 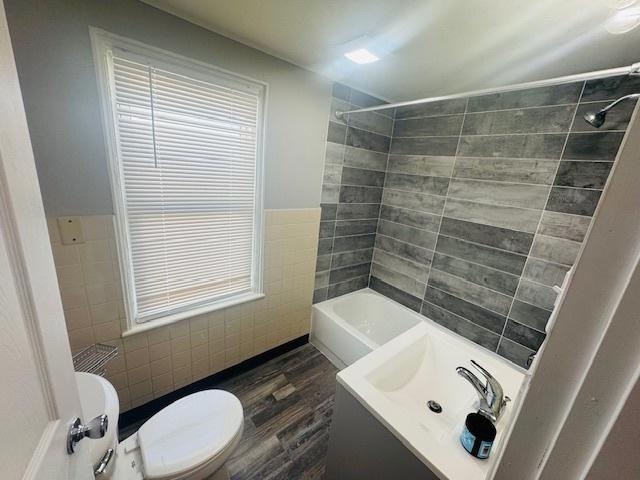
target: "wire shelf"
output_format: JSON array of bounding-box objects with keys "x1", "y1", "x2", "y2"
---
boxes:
[{"x1": 72, "y1": 343, "x2": 118, "y2": 376}]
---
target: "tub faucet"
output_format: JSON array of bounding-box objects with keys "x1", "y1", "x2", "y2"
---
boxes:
[{"x1": 456, "y1": 360, "x2": 510, "y2": 423}]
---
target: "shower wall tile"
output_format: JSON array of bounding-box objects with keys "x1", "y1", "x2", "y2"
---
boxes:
[
  {"x1": 452, "y1": 157, "x2": 559, "y2": 185},
  {"x1": 317, "y1": 78, "x2": 629, "y2": 368},
  {"x1": 313, "y1": 84, "x2": 389, "y2": 302},
  {"x1": 457, "y1": 133, "x2": 566, "y2": 159},
  {"x1": 462, "y1": 105, "x2": 575, "y2": 135},
  {"x1": 553, "y1": 161, "x2": 612, "y2": 189},
  {"x1": 466, "y1": 82, "x2": 583, "y2": 112}
]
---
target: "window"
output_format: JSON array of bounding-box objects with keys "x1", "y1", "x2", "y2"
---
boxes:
[{"x1": 92, "y1": 30, "x2": 265, "y2": 328}]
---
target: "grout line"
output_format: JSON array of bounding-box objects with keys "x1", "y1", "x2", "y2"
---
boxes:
[
  {"x1": 392, "y1": 129, "x2": 626, "y2": 140},
  {"x1": 496, "y1": 80, "x2": 588, "y2": 354}
]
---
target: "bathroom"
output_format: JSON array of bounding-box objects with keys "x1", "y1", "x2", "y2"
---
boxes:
[{"x1": 1, "y1": 0, "x2": 639, "y2": 478}]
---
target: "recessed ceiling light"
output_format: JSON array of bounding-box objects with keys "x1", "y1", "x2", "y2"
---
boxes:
[
  {"x1": 344, "y1": 48, "x2": 379, "y2": 64},
  {"x1": 606, "y1": 6, "x2": 640, "y2": 34}
]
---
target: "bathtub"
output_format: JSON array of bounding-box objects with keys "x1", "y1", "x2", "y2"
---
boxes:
[{"x1": 310, "y1": 288, "x2": 421, "y2": 369}]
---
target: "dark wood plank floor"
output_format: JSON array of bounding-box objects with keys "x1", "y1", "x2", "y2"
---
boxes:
[{"x1": 121, "y1": 343, "x2": 339, "y2": 479}]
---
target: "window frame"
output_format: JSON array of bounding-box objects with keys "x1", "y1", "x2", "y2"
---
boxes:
[{"x1": 90, "y1": 28, "x2": 267, "y2": 335}]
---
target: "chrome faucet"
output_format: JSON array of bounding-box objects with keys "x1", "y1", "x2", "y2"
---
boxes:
[{"x1": 456, "y1": 360, "x2": 510, "y2": 423}]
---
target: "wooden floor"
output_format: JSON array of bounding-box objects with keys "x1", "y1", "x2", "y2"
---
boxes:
[{"x1": 121, "y1": 343, "x2": 339, "y2": 479}]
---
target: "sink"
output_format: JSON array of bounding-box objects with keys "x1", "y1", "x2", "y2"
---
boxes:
[{"x1": 337, "y1": 322, "x2": 527, "y2": 480}]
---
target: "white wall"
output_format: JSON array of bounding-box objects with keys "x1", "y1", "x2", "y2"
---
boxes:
[{"x1": 4, "y1": 0, "x2": 331, "y2": 215}]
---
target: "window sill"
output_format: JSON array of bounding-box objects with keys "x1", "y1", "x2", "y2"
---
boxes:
[{"x1": 121, "y1": 292, "x2": 265, "y2": 338}]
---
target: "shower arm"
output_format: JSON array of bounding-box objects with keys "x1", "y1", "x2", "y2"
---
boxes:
[
  {"x1": 335, "y1": 61, "x2": 640, "y2": 119},
  {"x1": 598, "y1": 93, "x2": 640, "y2": 114}
]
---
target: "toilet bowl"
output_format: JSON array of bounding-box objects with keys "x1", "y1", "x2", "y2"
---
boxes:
[{"x1": 76, "y1": 372, "x2": 243, "y2": 480}]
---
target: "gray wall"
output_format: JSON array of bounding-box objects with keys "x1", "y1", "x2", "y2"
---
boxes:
[
  {"x1": 5, "y1": 0, "x2": 331, "y2": 215},
  {"x1": 315, "y1": 76, "x2": 638, "y2": 369},
  {"x1": 313, "y1": 84, "x2": 392, "y2": 302}
]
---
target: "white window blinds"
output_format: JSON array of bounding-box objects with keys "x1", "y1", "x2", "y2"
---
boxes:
[{"x1": 107, "y1": 50, "x2": 264, "y2": 323}]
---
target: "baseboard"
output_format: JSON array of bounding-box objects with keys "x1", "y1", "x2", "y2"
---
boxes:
[{"x1": 118, "y1": 334, "x2": 309, "y2": 432}]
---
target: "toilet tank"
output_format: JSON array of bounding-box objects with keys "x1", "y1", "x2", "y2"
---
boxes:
[{"x1": 75, "y1": 372, "x2": 120, "y2": 469}]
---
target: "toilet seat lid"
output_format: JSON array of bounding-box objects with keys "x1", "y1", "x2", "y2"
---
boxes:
[{"x1": 137, "y1": 389, "x2": 243, "y2": 479}]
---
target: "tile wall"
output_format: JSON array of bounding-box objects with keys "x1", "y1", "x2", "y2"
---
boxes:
[
  {"x1": 49, "y1": 209, "x2": 319, "y2": 411},
  {"x1": 315, "y1": 75, "x2": 638, "y2": 368},
  {"x1": 313, "y1": 84, "x2": 392, "y2": 302}
]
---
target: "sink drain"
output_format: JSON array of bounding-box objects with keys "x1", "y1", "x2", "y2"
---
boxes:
[{"x1": 427, "y1": 400, "x2": 442, "y2": 413}]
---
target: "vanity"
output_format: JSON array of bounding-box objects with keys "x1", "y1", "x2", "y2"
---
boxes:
[{"x1": 325, "y1": 321, "x2": 528, "y2": 480}]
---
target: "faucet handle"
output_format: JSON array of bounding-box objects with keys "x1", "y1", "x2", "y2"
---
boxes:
[{"x1": 470, "y1": 360, "x2": 503, "y2": 400}]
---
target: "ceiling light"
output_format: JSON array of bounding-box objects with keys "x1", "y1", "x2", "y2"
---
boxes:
[
  {"x1": 344, "y1": 48, "x2": 379, "y2": 64},
  {"x1": 605, "y1": 6, "x2": 640, "y2": 34}
]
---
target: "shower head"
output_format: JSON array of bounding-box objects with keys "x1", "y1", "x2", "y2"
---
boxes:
[
  {"x1": 583, "y1": 93, "x2": 640, "y2": 128},
  {"x1": 584, "y1": 110, "x2": 607, "y2": 128}
]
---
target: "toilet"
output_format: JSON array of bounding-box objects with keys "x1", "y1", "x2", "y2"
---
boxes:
[{"x1": 76, "y1": 372, "x2": 243, "y2": 480}]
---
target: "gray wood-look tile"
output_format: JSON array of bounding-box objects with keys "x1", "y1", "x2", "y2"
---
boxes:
[
  {"x1": 572, "y1": 101, "x2": 635, "y2": 132},
  {"x1": 457, "y1": 133, "x2": 566, "y2": 159},
  {"x1": 537, "y1": 211, "x2": 591, "y2": 242},
  {"x1": 462, "y1": 105, "x2": 575, "y2": 135},
  {"x1": 320, "y1": 183, "x2": 339, "y2": 203},
  {"x1": 371, "y1": 263, "x2": 426, "y2": 298},
  {"x1": 428, "y1": 269, "x2": 513, "y2": 315},
  {"x1": 315, "y1": 271, "x2": 329, "y2": 288},
  {"x1": 394, "y1": 98, "x2": 467, "y2": 119},
  {"x1": 503, "y1": 320, "x2": 546, "y2": 350},
  {"x1": 329, "y1": 262, "x2": 371, "y2": 285},
  {"x1": 327, "y1": 121, "x2": 347, "y2": 144},
  {"x1": 435, "y1": 235, "x2": 527, "y2": 275},
  {"x1": 343, "y1": 146, "x2": 388, "y2": 171},
  {"x1": 322, "y1": 162, "x2": 341, "y2": 184},
  {"x1": 545, "y1": 186, "x2": 601, "y2": 216},
  {"x1": 369, "y1": 276, "x2": 422, "y2": 312},
  {"x1": 324, "y1": 142, "x2": 345, "y2": 165},
  {"x1": 329, "y1": 97, "x2": 350, "y2": 125},
  {"x1": 377, "y1": 219, "x2": 438, "y2": 250},
  {"x1": 380, "y1": 205, "x2": 441, "y2": 232},
  {"x1": 327, "y1": 275, "x2": 369, "y2": 299},
  {"x1": 444, "y1": 197, "x2": 542, "y2": 233},
  {"x1": 432, "y1": 252, "x2": 519, "y2": 295},
  {"x1": 439, "y1": 217, "x2": 534, "y2": 255},
  {"x1": 421, "y1": 301, "x2": 501, "y2": 350},
  {"x1": 453, "y1": 157, "x2": 559, "y2": 185},
  {"x1": 390, "y1": 136, "x2": 459, "y2": 156},
  {"x1": 341, "y1": 167, "x2": 386, "y2": 187},
  {"x1": 332, "y1": 83, "x2": 351, "y2": 102},
  {"x1": 522, "y1": 257, "x2": 569, "y2": 288},
  {"x1": 467, "y1": 82, "x2": 583, "y2": 112},
  {"x1": 348, "y1": 110, "x2": 394, "y2": 136},
  {"x1": 515, "y1": 279, "x2": 556, "y2": 311},
  {"x1": 320, "y1": 204, "x2": 337, "y2": 221},
  {"x1": 335, "y1": 203, "x2": 380, "y2": 220},
  {"x1": 424, "y1": 286, "x2": 507, "y2": 335},
  {"x1": 496, "y1": 338, "x2": 534, "y2": 369},
  {"x1": 373, "y1": 249, "x2": 430, "y2": 283},
  {"x1": 509, "y1": 300, "x2": 552, "y2": 332},
  {"x1": 345, "y1": 127, "x2": 390, "y2": 153},
  {"x1": 447, "y1": 178, "x2": 551, "y2": 209},
  {"x1": 393, "y1": 114, "x2": 464, "y2": 137},
  {"x1": 313, "y1": 288, "x2": 328, "y2": 304},
  {"x1": 375, "y1": 235, "x2": 434, "y2": 265},
  {"x1": 350, "y1": 90, "x2": 387, "y2": 109},
  {"x1": 317, "y1": 238, "x2": 333, "y2": 256},
  {"x1": 318, "y1": 221, "x2": 335, "y2": 239},
  {"x1": 382, "y1": 188, "x2": 445, "y2": 214},
  {"x1": 316, "y1": 254, "x2": 331, "y2": 272},
  {"x1": 530, "y1": 234, "x2": 581, "y2": 266},
  {"x1": 384, "y1": 172, "x2": 450, "y2": 196},
  {"x1": 334, "y1": 219, "x2": 378, "y2": 236},
  {"x1": 338, "y1": 185, "x2": 383, "y2": 204},
  {"x1": 331, "y1": 249, "x2": 374, "y2": 269},
  {"x1": 562, "y1": 132, "x2": 624, "y2": 161},
  {"x1": 387, "y1": 154, "x2": 455, "y2": 177},
  {"x1": 553, "y1": 161, "x2": 612, "y2": 189},
  {"x1": 581, "y1": 75, "x2": 640, "y2": 102},
  {"x1": 332, "y1": 234, "x2": 376, "y2": 253}
]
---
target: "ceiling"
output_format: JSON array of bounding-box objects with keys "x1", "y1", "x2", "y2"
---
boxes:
[{"x1": 142, "y1": 0, "x2": 640, "y2": 102}]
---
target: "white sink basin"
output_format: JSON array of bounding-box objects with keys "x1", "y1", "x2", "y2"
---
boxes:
[{"x1": 337, "y1": 321, "x2": 528, "y2": 480}]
